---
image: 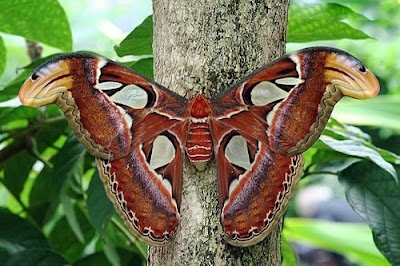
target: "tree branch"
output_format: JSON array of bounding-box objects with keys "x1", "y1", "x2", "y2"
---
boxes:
[
  {"x1": 26, "y1": 40, "x2": 43, "y2": 61},
  {"x1": 0, "y1": 133, "x2": 29, "y2": 164}
]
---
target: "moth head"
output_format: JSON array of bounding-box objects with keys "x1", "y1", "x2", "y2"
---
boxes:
[
  {"x1": 324, "y1": 52, "x2": 379, "y2": 99},
  {"x1": 19, "y1": 57, "x2": 75, "y2": 107}
]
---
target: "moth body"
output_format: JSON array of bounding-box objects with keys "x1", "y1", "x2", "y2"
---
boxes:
[{"x1": 186, "y1": 94, "x2": 213, "y2": 171}]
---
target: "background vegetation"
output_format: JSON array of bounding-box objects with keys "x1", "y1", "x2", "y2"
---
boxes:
[{"x1": 0, "y1": 0, "x2": 399, "y2": 265}]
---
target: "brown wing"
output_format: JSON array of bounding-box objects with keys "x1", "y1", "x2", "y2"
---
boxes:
[
  {"x1": 19, "y1": 53, "x2": 189, "y2": 245},
  {"x1": 210, "y1": 118, "x2": 303, "y2": 246},
  {"x1": 210, "y1": 47, "x2": 379, "y2": 246}
]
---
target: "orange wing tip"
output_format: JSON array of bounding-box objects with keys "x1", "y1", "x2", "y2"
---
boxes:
[
  {"x1": 325, "y1": 53, "x2": 380, "y2": 100},
  {"x1": 18, "y1": 60, "x2": 73, "y2": 107},
  {"x1": 19, "y1": 80, "x2": 67, "y2": 107}
]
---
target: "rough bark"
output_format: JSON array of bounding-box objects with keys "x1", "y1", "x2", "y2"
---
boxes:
[{"x1": 149, "y1": 0, "x2": 289, "y2": 265}]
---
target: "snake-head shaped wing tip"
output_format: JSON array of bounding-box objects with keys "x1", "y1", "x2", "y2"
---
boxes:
[
  {"x1": 19, "y1": 53, "x2": 101, "y2": 107},
  {"x1": 324, "y1": 50, "x2": 380, "y2": 99},
  {"x1": 19, "y1": 59, "x2": 72, "y2": 107}
]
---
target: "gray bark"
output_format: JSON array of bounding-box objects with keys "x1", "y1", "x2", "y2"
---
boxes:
[{"x1": 150, "y1": 0, "x2": 289, "y2": 265}]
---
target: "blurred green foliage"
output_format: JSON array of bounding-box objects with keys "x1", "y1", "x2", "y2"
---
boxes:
[{"x1": 0, "y1": 0, "x2": 399, "y2": 265}]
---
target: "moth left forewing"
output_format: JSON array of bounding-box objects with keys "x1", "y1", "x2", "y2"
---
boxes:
[
  {"x1": 211, "y1": 123, "x2": 304, "y2": 246},
  {"x1": 19, "y1": 53, "x2": 189, "y2": 246}
]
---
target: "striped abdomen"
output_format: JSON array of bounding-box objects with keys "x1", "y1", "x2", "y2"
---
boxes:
[{"x1": 186, "y1": 120, "x2": 213, "y2": 171}]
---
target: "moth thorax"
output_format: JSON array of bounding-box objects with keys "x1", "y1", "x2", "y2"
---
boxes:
[{"x1": 189, "y1": 94, "x2": 212, "y2": 118}]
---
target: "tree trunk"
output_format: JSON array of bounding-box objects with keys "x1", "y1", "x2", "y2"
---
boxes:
[{"x1": 149, "y1": 0, "x2": 289, "y2": 265}]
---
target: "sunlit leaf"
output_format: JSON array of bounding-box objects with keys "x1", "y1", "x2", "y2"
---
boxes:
[
  {"x1": 312, "y1": 158, "x2": 361, "y2": 175},
  {"x1": 320, "y1": 119, "x2": 400, "y2": 165},
  {"x1": 315, "y1": 137, "x2": 397, "y2": 179},
  {"x1": 307, "y1": 118, "x2": 400, "y2": 176},
  {"x1": 281, "y1": 236, "x2": 297, "y2": 266},
  {"x1": 308, "y1": 146, "x2": 354, "y2": 167},
  {"x1": 283, "y1": 218, "x2": 389, "y2": 266},
  {"x1": 340, "y1": 163, "x2": 400, "y2": 265},
  {"x1": 0, "y1": 0, "x2": 72, "y2": 51},
  {"x1": 115, "y1": 15, "x2": 152, "y2": 56},
  {"x1": 333, "y1": 96, "x2": 400, "y2": 131},
  {"x1": 323, "y1": 119, "x2": 372, "y2": 142},
  {"x1": 288, "y1": 3, "x2": 371, "y2": 42}
]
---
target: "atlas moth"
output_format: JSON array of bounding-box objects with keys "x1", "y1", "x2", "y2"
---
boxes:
[{"x1": 19, "y1": 47, "x2": 379, "y2": 247}]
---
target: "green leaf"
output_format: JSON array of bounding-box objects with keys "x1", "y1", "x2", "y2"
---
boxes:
[
  {"x1": 115, "y1": 15, "x2": 153, "y2": 56},
  {"x1": 312, "y1": 158, "x2": 361, "y2": 175},
  {"x1": 48, "y1": 205, "x2": 95, "y2": 263},
  {"x1": 0, "y1": 208, "x2": 49, "y2": 253},
  {"x1": 74, "y1": 252, "x2": 113, "y2": 266},
  {"x1": 50, "y1": 135, "x2": 86, "y2": 211},
  {"x1": 3, "y1": 151, "x2": 36, "y2": 199},
  {"x1": 316, "y1": 137, "x2": 397, "y2": 179},
  {"x1": 0, "y1": 82, "x2": 25, "y2": 103},
  {"x1": 87, "y1": 172, "x2": 114, "y2": 235},
  {"x1": 0, "y1": 106, "x2": 40, "y2": 126},
  {"x1": 0, "y1": 0, "x2": 72, "y2": 51},
  {"x1": 27, "y1": 165, "x2": 53, "y2": 226},
  {"x1": 74, "y1": 248, "x2": 145, "y2": 266},
  {"x1": 323, "y1": 119, "x2": 372, "y2": 142},
  {"x1": 281, "y1": 236, "x2": 297, "y2": 266},
  {"x1": 102, "y1": 236, "x2": 120, "y2": 266},
  {"x1": 0, "y1": 251, "x2": 10, "y2": 264},
  {"x1": 124, "y1": 58, "x2": 154, "y2": 79},
  {"x1": 333, "y1": 96, "x2": 400, "y2": 131},
  {"x1": 339, "y1": 162, "x2": 400, "y2": 265},
  {"x1": 288, "y1": 3, "x2": 371, "y2": 42},
  {"x1": 0, "y1": 36, "x2": 5, "y2": 76},
  {"x1": 308, "y1": 147, "x2": 354, "y2": 167},
  {"x1": 60, "y1": 193, "x2": 85, "y2": 243},
  {"x1": 27, "y1": 127, "x2": 69, "y2": 226},
  {"x1": 363, "y1": 142, "x2": 400, "y2": 165},
  {"x1": 317, "y1": 119, "x2": 400, "y2": 165},
  {"x1": 102, "y1": 218, "x2": 147, "y2": 260},
  {"x1": 4, "y1": 248, "x2": 67, "y2": 266},
  {"x1": 283, "y1": 218, "x2": 389, "y2": 266}
]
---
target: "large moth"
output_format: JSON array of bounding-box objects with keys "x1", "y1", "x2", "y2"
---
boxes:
[{"x1": 19, "y1": 47, "x2": 379, "y2": 247}]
